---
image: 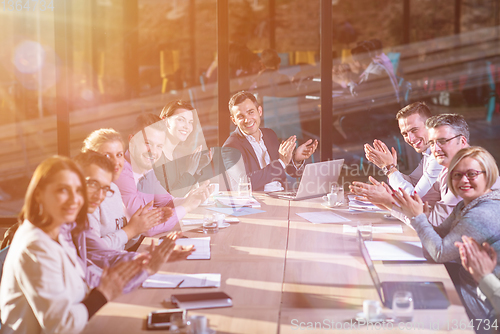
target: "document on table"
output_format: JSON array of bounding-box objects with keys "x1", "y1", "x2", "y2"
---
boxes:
[
  {"x1": 342, "y1": 224, "x2": 403, "y2": 234},
  {"x1": 216, "y1": 196, "x2": 261, "y2": 208},
  {"x1": 175, "y1": 237, "x2": 211, "y2": 260},
  {"x1": 296, "y1": 211, "x2": 351, "y2": 224},
  {"x1": 208, "y1": 207, "x2": 265, "y2": 217},
  {"x1": 347, "y1": 195, "x2": 386, "y2": 212},
  {"x1": 181, "y1": 219, "x2": 204, "y2": 226},
  {"x1": 142, "y1": 273, "x2": 221, "y2": 288},
  {"x1": 364, "y1": 240, "x2": 426, "y2": 261}
]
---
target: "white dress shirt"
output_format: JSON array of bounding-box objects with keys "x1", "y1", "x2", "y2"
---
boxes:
[
  {"x1": 392, "y1": 167, "x2": 461, "y2": 227},
  {"x1": 388, "y1": 148, "x2": 443, "y2": 206},
  {"x1": 243, "y1": 129, "x2": 285, "y2": 192}
]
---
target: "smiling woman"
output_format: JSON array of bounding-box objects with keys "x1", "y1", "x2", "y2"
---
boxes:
[
  {"x1": 392, "y1": 146, "x2": 500, "y2": 323},
  {"x1": 0, "y1": 156, "x2": 144, "y2": 334},
  {"x1": 154, "y1": 100, "x2": 212, "y2": 197}
]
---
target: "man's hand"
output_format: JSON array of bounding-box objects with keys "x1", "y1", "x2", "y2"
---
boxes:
[
  {"x1": 279, "y1": 136, "x2": 296, "y2": 165},
  {"x1": 182, "y1": 180, "x2": 212, "y2": 212},
  {"x1": 294, "y1": 139, "x2": 318, "y2": 164},
  {"x1": 97, "y1": 257, "x2": 145, "y2": 301},
  {"x1": 168, "y1": 244, "x2": 195, "y2": 262},
  {"x1": 123, "y1": 201, "x2": 163, "y2": 239},
  {"x1": 144, "y1": 232, "x2": 180, "y2": 275},
  {"x1": 455, "y1": 236, "x2": 497, "y2": 283},
  {"x1": 349, "y1": 176, "x2": 393, "y2": 210},
  {"x1": 364, "y1": 139, "x2": 397, "y2": 169},
  {"x1": 391, "y1": 188, "x2": 424, "y2": 218}
]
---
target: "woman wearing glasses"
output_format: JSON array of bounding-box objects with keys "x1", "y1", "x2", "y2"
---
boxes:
[
  {"x1": 392, "y1": 146, "x2": 500, "y2": 326},
  {"x1": 82, "y1": 129, "x2": 165, "y2": 250},
  {"x1": 0, "y1": 156, "x2": 144, "y2": 333}
]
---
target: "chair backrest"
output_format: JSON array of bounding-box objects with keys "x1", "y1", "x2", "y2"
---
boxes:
[
  {"x1": 262, "y1": 96, "x2": 303, "y2": 140},
  {"x1": 0, "y1": 245, "x2": 10, "y2": 283}
]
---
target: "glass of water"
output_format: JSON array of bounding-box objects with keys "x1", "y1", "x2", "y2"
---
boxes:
[
  {"x1": 203, "y1": 213, "x2": 219, "y2": 234},
  {"x1": 392, "y1": 291, "x2": 414, "y2": 322},
  {"x1": 238, "y1": 175, "x2": 252, "y2": 198},
  {"x1": 357, "y1": 221, "x2": 372, "y2": 241}
]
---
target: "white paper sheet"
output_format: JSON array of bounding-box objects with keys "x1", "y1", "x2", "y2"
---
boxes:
[
  {"x1": 296, "y1": 211, "x2": 351, "y2": 224},
  {"x1": 342, "y1": 224, "x2": 403, "y2": 234},
  {"x1": 364, "y1": 241, "x2": 425, "y2": 261},
  {"x1": 142, "y1": 273, "x2": 221, "y2": 288},
  {"x1": 181, "y1": 219, "x2": 204, "y2": 226},
  {"x1": 175, "y1": 237, "x2": 211, "y2": 260},
  {"x1": 216, "y1": 196, "x2": 261, "y2": 208}
]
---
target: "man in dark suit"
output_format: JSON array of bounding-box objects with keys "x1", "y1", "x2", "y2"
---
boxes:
[{"x1": 222, "y1": 91, "x2": 318, "y2": 192}]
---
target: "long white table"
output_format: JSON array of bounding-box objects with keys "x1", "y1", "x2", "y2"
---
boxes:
[{"x1": 82, "y1": 193, "x2": 473, "y2": 334}]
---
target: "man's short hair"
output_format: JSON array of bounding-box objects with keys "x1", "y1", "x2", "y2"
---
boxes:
[
  {"x1": 131, "y1": 113, "x2": 167, "y2": 137},
  {"x1": 447, "y1": 146, "x2": 498, "y2": 197},
  {"x1": 425, "y1": 113, "x2": 470, "y2": 143},
  {"x1": 396, "y1": 101, "x2": 432, "y2": 121},
  {"x1": 228, "y1": 91, "x2": 259, "y2": 114},
  {"x1": 74, "y1": 150, "x2": 114, "y2": 175}
]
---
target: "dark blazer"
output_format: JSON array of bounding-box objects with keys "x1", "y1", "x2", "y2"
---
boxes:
[{"x1": 222, "y1": 127, "x2": 302, "y2": 191}]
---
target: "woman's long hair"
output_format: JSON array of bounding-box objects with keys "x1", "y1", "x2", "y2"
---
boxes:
[
  {"x1": 19, "y1": 155, "x2": 89, "y2": 235},
  {"x1": 160, "y1": 100, "x2": 208, "y2": 157}
]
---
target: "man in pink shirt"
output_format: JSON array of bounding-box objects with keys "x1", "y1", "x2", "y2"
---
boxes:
[{"x1": 115, "y1": 113, "x2": 211, "y2": 236}]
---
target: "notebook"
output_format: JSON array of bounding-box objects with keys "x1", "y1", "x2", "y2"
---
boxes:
[
  {"x1": 170, "y1": 292, "x2": 233, "y2": 310},
  {"x1": 267, "y1": 159, "x2": 344, "y2": 200},
  {"x1": 357, "y1": 230, "x2": 450, "y2": 309}
]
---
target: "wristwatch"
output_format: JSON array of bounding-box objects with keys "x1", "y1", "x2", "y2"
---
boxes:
[{"x1": 382, "y1": 164, "x2": 397, "y2": 176}]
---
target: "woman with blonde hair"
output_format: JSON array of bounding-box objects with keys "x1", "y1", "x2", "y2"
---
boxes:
[
  {"x1": 82, "y1": 128, "x2": 166, "y2": 250},
  {"x1": 0, "y1": 156, "x2": 143, "y2": 333},
  {"x1": 392, "y1": 146, "x2": 500, "y2": 326}
]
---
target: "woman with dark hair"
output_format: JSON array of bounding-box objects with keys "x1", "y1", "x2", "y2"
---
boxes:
[
  {"x1": 155, "y1": 100, "x2": 211, "y2": 197},
  {"x1": 0, "y1": 156, "x2": 144, "y2": 334}
]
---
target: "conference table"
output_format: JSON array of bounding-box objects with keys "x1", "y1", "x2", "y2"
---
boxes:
[{"x1": 82, "y1": 192, "x2": 473, "y2": 334}]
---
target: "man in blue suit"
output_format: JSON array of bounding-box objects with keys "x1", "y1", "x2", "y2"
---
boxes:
[{"x1": 222, "y1": 91, "x2": 318, "y2": 192}]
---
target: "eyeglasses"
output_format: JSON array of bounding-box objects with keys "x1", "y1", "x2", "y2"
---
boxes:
[
  {"x1": 85, "y1": 178, "x2": 114, "y2": 197},
  {"x1": 451, "y1": 169, "x2": 486, "y2": 181},
  {"x1": 428, "y1": 134, "x2": 462, "y2": 147}
]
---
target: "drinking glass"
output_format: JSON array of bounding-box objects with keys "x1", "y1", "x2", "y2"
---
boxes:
[
  {"x1": 238, "y1": 175, "x2": 252, "y2": 198},
  {"x1": 392, "y1": 291, "x2": 414, "y2": 322},
  {"x1": 330, "y1": 182, "x2": 339, "y2": 195},
  {"x1": 357, "y1": 221, "x2": 372, "y2": 241},
  {"x1": 337, "y1": 187, "x2": 345, "y2": 205},
  {"x1": 203, "y1": 213, "x2": 219, "y2": 234}
]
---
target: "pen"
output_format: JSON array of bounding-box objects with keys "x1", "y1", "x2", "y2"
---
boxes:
[{"x1": 175, "y1": 280, "x2": 184, "y2": 288}]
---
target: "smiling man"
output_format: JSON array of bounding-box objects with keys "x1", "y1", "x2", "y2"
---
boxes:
[
  {"x1": 73, "y1": 151, "x2": 194, "y2": 288},
  {"x1": 352, "y1": 113, "x2": 469, "y2": 226},
  {"x1": 114, "y1": 113, "x2": 211, "y2": 236},
  {"x1": 362, "y1": 102, "x2": 443, "y2": 204},
  {"x1": 422, "y1": 113, "x2": 470, "y2": 225},
  {"x1": 222, "y1": 91, "x2": 318, "y2": 192}
]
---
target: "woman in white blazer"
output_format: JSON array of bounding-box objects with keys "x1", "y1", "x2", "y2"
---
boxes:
[{"x1": 0, "y1": 156, "x2": 144, "y2": 334}]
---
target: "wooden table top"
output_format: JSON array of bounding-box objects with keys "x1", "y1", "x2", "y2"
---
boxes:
[{"x1": 83, "y1": 193, "x2": 473, "y2": 334}]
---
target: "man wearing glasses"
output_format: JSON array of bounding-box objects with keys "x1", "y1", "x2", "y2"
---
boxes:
[
  {"x1": 423, "y1": 113, "x2": 470, "y2": 225},
  {"x1": 352, "y1": 114, "x2": 469, "y2": 226}
]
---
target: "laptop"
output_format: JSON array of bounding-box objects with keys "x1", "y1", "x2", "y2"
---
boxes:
[
  {"x1": 357, "y1": 230, "x2": 450, "y2": 309},
  {"x1": 267, "y1": 159, "x2": 344, "y2": 200}
]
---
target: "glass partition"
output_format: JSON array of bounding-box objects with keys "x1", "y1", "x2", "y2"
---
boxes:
[{"x1": 1, "y1": 0, "x2": 500, "y2": 215}]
